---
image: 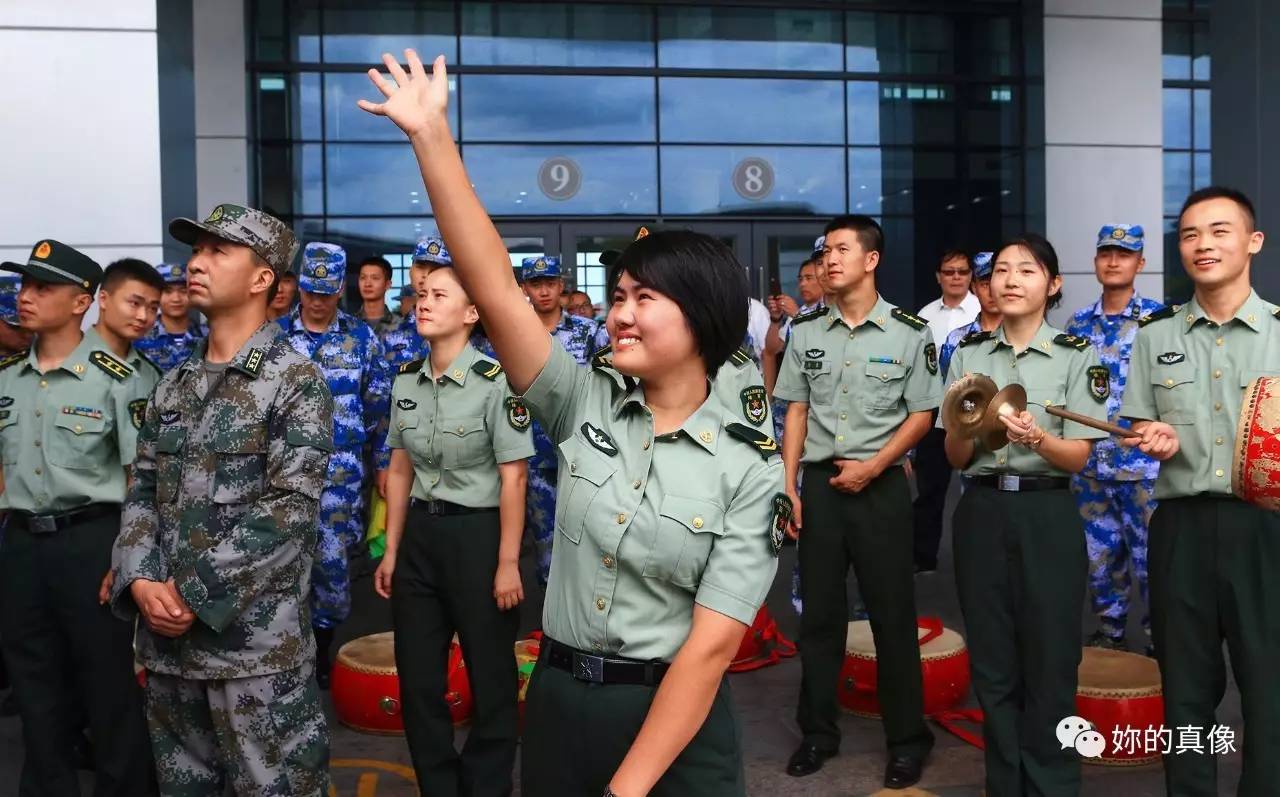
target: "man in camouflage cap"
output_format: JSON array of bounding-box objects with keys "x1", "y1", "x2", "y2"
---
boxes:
[
  {"x1": 0, "y1": 273, "x2": 32, "y2": 356},
  {"x1": 110, "y1": 203, "x2": 335, "y2": 795}
]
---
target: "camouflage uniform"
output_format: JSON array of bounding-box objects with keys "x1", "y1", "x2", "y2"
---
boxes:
[
  {"x1": 366, "y1": 307, "x2": 401, "y2": 339},
  {"x1": 1065, "y1": 249, "x2": 1163, "y2": 645},
  {"x1": 110, "y1": 204, "x2": 334, "y2": 796},
  {"x1": 134, "y1": 261, "x2": 208, "y2": 372}
]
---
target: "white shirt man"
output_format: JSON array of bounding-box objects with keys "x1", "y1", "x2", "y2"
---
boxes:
[{"x1": 917, "y1": 249, "x2": 979, "y2": 348}]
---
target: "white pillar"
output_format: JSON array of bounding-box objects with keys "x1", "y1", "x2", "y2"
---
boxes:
[{"x1": 193, "y1": 0, "x2": 249, "y2": 214}]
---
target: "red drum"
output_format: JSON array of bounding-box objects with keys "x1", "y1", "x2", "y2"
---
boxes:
[
  {"x1": 515, "y1": 637, "x2": 540, "y2": 728},
  {"x1": 729, "y1": 606, "x2": 796, "y2": 673},
  {"x1": 837, "y1": 618, "x2": 970, "y2": 718},
  {"x1": 332, "y1": 632, "x2": 473, "y2": 735},
  {"x1": 1233, "y1": 376, "x2": 1280, "y2": 511},
  {"x1": 1075, "y1": 647, "x2": 1164, "y2": 766}
]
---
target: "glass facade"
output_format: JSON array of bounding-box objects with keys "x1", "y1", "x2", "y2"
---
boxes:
[{"x1": 250, "y1": 1, "x2": 1037, "y2": 307}]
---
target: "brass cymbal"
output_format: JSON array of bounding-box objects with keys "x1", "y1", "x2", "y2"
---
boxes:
[
  {"x1": 979, "y1": 383, "x2": 1028, "y2": 451},
  {"x1": 940, "y1": 374, "x2": 998, "y2": 439}
]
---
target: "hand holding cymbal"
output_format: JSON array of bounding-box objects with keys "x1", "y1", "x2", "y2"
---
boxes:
[{"x1": 941, "y1": 376, "x2": 1142, "y2": 451}]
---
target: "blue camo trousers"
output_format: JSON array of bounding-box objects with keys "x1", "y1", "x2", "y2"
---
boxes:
[
  {"x1": 311, "y1": 448, "x2": 366, "y2": 630},
  {"x1": 1070, "y1": 475, "x2": 1155, "y2": 640},
  {"x1": 527, "y1": 467, "x2": 557, "y2": 588}
]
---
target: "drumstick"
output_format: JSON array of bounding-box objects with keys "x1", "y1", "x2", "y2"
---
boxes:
[{"x1": 1041, "y1": 405, "x2": 1142, "y2": 438}]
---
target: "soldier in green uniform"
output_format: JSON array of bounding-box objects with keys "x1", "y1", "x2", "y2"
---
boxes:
[
  {"x1": 1120, "y1": 186, "x2": 1280, "y2": 794},
  {"x1": 109, "y1": 203, "x2": 335, "y2": 796},
  {"x1": 773, "y1": 215, "x2": 937, "y2": 788},
  {"x1": 359, "y1": 49, "x2": 783, "y2": 797},
  {"x1": 942, "y1": 233, "x2": 1108, "y2": 796},
  {"x1": 374, "y1": 265, "x2": 532, "y2": 797},
  {"x1": 0, "y1": 239, "x2": 154, "y2": 795}
]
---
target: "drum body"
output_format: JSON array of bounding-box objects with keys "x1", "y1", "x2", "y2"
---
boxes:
[
  {"x1": 837, "y1": 619, "x2": 970, "y2": 717},
  {"x1": 1075, "y1": 647, "x2": 1164, "y2": 766},
  {"x1": 515, "y1": 637, "x2": 540, "y2": 727},
  {"x1": 1233, "y1": 376, "x2": 1280, "y2": 511},
  {"x1": 729, "y1": 606, "x2": 796, "y2": 672},
  {"x1": 332, "y1": 632, "x2": 473, "y2": 735}
]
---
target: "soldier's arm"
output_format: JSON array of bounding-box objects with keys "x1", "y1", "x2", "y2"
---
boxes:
[
  {"x1": 109, "y1": 397, "x2": 169, "y2": 619},
  {"x1": 363, "y1": 333, "x2": 393, "y2": 472},
  {"x1": 173, "y1": 365, "x2": 335, "y2": 633}
]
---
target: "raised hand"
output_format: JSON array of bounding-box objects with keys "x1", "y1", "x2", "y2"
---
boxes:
[{"x1": 357, "y1": 49, "x2": 450, "y2": 139}]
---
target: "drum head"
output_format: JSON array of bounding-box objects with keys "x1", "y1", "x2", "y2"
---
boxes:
[
  {"x1": 1077, "y1": 648, "x2": 1161, "y2": 696},
  {"x1": 336, "y1": 632, "x2": 397, "y2": 675},
  {"x1": 845, "y1": 620, "x2": 967, "y2": 659}
]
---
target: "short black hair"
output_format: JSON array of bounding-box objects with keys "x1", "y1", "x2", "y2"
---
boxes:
[
  {"x1": 995, "y1": 232, "x2": 1063, "y2": 310},
  {"x1": 607, "y1": 229, "x2": 748, "y2": 377},
  {"x1": 937, "y1": 248, "x2": 969, "y2": 270},
  {"x1": 359, "y1": 256, "x2": 393, "y2": 281},
  {"x1": 823, "y1": 214, "x2": 884, "y2": 257},
  {"x1": 102, "y1": 258, "x2": 164, "y2": 294},
  {"x1": 1179, "y1": 185, "x2": 1257, "y2": 230}
]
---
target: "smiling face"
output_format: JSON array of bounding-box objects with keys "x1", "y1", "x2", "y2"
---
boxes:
[
  {"x1": 416, "y1": 267, "x2": 477, "y2": 341},
  {"x1": 1093, "y1": 246, "x2": 1146, "y2": 290},
  {"x1": 160, "y1": 283, "x2": 189, "y2": 321},
  {"x1": 99, "y1": 278, "x2": 161, "y2": 342},
  {"x1": 606, "y1": 270, "x2": 699, "y2": 380},
  {"x1": 991, "y1": 243, "x2": 1060, "y2": 321},
  {"x1": 1178, "y1": 196, "x2": 1264, "y2": 290}
]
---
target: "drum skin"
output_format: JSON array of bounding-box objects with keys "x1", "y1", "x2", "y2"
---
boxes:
[
  {"x1": 331, "y1": 632, "x2": 473, "y2": 735},
  {"x1": 1233, "y1": 376, "x2": 1280, "y2": 511},
  {"x1": 837, "y1": 618, "x2": 970, "y2": 718},
  {"x1": 1075, "y1": 647, "x2": 1164, "y2": 766}
]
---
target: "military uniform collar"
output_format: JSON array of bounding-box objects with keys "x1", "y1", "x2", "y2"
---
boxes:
[
  {"x1": 825, "y1": 294, "x2": 892, "y2": 331},
  {"x1": 431, "y1": 343, "x2": 480, "y2": 386},
  {"x1": 181, "y1": 320, "x2": 277, "y2": 381},
  {"x1": 286, "y1": 306, "x2": 346, "y2": 336},
  {"x1": 614, "y1": 381, "x2": 724, "y2": 455},
  {"x1": 992, "y1": 320, "x2": 1057, "y2": 357},
  {"x1": 1182, "y1": 289, "x2": 1270, "y2": 333},
  {"x1": 28, "y1": 328, "x2": 102, "y2": 379},
  {"x1": 1088, "y1": 290, "x2": 1147, "y2": 319}
]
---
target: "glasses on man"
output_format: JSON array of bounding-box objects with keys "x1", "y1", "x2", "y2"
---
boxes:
[{"x1": 939, "y1": 268, "x2": 971, "y2": 278}]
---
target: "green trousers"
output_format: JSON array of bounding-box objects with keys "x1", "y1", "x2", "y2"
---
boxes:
[
  {"x1": 953, "y1": 484, "x2": 1084, "y2": 797},
  {"x1": 1149, "y1": 496, "x2": 1280, "y2": 796}
]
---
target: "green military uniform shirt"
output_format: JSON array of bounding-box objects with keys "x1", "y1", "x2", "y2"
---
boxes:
[
  {"x1": 0, "y1": 328, "x2": 151, "y2": 512},
  {"x1": 387, "y1": 344, "x2": 535, "y2": 507},
  {"x1": 1120, "y1": 290, "x2": 1280, "y2": 499},
  {"x1": 523, "y1": 343, "x2": 784, "y2": 661},
  {"x1": 773, "y1": 296, "x2": 941, "y2": 463},
  {"x1": 943, "y1": 321, "x2": 1109, "y2": 476}
]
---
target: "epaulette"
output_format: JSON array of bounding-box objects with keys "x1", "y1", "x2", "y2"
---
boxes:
[
  {"x1": 591, "y1": 344, "x2": 613, "y2": 370},
  {"x1": 891, "y1": 307, "x2": 929, "y2": 331},
  {"x1": 471, "y1": 359, "x2": 503, "y2": 381},
  {"x1": 728, "y1": 347, "x2": 751, "y2": 368},
  {"x1": 397, "y1": 357, "x2": 425, "y2": 376},
  {"x1": 959, "y1": 330, "x2": 993, "y2": 348},
  {"x1": 0, "y1": 350, "x2": 27, "y2": 372},
  {"x1": 791, "y1": 306, "x2": 829, "y2": 326},
  {"x1": 1053, "y1": 333, "x2": 1091, "y2": 351},
  {"x1": 724, "y1": 422, "x2": 780, "y2": 460},
  {"x1": 1138, "y1": 304, "x2": 1179, "y2": 328},
  {"x1": 90, "y1": 350, "x2": 133, "y2": 382}
]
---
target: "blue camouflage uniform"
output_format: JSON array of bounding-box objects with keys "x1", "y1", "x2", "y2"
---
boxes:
[
  {"x1": 276, "y1": 243, "x2": 392, "y2": 630},
  {"x1": 381, "y1": 238, "x2": 450, "y2": 369},
  {"x1": 134, "y1": 261, "x2": 207, "y2": 372},
  {"x1": 0, "y1": 274, "x2": 22, "y2": 353},
  {"x1": 939, "y1": 252, "x2": 994, "y2": 379},
  {"x1": 1064, "y1": 224, "x2": 1163, "y2": 646}
]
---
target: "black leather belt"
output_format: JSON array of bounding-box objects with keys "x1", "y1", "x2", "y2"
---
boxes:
[
  {"x1": 10, "y1": 503, "x2": 118, "y2": 534},
  {"x1": 544, "y1": 638, "x2": 670, "y2": 687},
  {"x1": 970, "y1": 474, "x2": 1070, "y2": 493},
  {"x1": 408, "y1": 497, "x2": 492, "y2": 516}
]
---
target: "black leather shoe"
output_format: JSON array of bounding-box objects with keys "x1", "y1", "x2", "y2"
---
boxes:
[
  {"x1": 786, "y1": 743, "x2": 836, "y2": 777},
  {"x1": 883, "y1": 754, "x2": 924, "y2": 789}
]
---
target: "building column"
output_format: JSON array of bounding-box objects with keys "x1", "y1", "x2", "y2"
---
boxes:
[{"x1": 193, "y1": 0, "x2": 249, "y2": 215}]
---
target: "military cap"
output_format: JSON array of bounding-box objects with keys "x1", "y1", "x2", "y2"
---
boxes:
[
  {"x1": 168, "y1": 203, "x2": 299, "y2": 273},
  {"x1": 1, "y1": 239, "x2": 101, "y2": 293},
  {"x1": 412, "y1": 236, "x2": 451, "y2": 266},
  {"x1": 158, "y1": 262, "x2": 187, "y2": 285},
  {"x1": 1096, "y1": 223, "x2": 1144, "y2": 252},
  {"x1": 973, "y1": 251, "x2": 995, "y2": 280},
  {"x1": 298, "y1": 242, "x2": 346, "y2": 296},
  {"x1": 811, "y1": 235, "x2": 827, "y2": 257},
  {"x1": 397, "y1": 285, "x2": 416, "y2": 301},
  {"x1": 521, "y1": 255, "x2": 562, "y2": 281},
  {"x1": 0, "y1": 274, "x2": 19, "y2": 325}
]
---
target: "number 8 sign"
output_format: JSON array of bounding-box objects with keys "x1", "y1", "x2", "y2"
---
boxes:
[
  {"x1": 732, "y1": 157, "x2": 775, "y2": 201},
  {"x1": 538, "y1": 156, "x2": 582, "y2": 201}
]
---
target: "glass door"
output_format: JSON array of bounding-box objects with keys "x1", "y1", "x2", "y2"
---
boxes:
[
  {"x1": 561, "y1": 221, "x2": 641, "y2": 310},
  {"x1": 493, "y1": 221, "x2": 560, "y2": 281},
  {"x1": 751, "y1": 221, "x2": 826, "y2": 302}
]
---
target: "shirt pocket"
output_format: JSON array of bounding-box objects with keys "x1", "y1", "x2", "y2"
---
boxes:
[
  {"x1": 155, "y1": 426, "x2": 187, "y2": 504},
  {"x1": 440, "y1": 415, "x2": 490, "y2": 469},
  {"x1": 1027, "y1": 384, "x2": 1068, "y2": 435},
  {"x1": 49, "y1": 411, "x2": 109, "y2": 469},
  {"x1": 554, "y1": 438, "x2": 618, "y2": 545},
  {"x1": 803, "y1": 362, "x2": 835, "y2": 405},
  {"x1": 863, "y1": 362, "x2": 908, "y2": 410},
  {"x1": 395, "y1": 411, "x2": 426, "y2": 459},
  {"x1": 643, "y1": 494, "x2": 725, "y2": 589},
  {"x1": 1152, "y1": 362, "x2": 1196, "y2": 424},
  {"x1": 0, "y1": 406, "x2": 18, "y2": 466},
  {"x1": 212, "y1": 434, "x2": 268, "y2": 505}
]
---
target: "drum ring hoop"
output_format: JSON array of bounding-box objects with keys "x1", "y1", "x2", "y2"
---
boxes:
[
  {"x1": 1077, "y1": 686, "x2": 1162, "y2": 699},
  {"x1": 334, "y1": 659, "x2": 398, "y2": 677}
]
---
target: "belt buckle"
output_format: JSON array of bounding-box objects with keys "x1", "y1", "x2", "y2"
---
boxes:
[
  {"x1": 571, "y1": 652, "x2": 605, "y2": 683},
  {"x1": 421, "y1": 499, "x2": 440, "y2": 515},
  {"x1": 29, "y1": 515, "x2": 58, "y2": 534},
  {"x1": 997, "y1": 474, "x2": 1020, "y2": 492}
]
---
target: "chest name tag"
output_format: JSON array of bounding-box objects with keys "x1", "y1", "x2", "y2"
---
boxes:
[
  {"x1": 1157, "y1": 352, "x2": 1185, "y2": 365},
  {"x1": 581, "y1": 422, "x2": 618, "y2": 457},
  {"x1": 803, "y1": 360, "x2": 824, "y2": 371},
  {"x1": 61, "y1": 406, "x2": 103, "y2": 420}
]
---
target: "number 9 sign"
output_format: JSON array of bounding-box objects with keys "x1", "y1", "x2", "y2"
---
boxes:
[
  {"x1": 732, "y1": 157, "x2": 775, "y2": 201},
  {"x1": 538, "y1": 157, "x2": 582, "y2": 201}
]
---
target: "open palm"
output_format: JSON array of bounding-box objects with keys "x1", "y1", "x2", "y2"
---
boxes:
[{"x1": 357, "y1": 48, "x2": 450, "y2": 138}]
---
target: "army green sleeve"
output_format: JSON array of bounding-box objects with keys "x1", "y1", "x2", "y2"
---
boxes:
[
  {"x1": 387, "y1": 377, "x2": 408, "y2": 449},
  {"x1": 1062, "y1": 347, "x2": 1110, "y2": 440},
  {"x1": 772, "y1": 331, "x2": 808, "y2": 402},
  {"x1": 110, "y1": 394, "x2": 169, "y2": 619},
  {"x1": 1119, "y1": 327, "x2": 1158, "y2": 422},
  {"x1": 114, "y1": 368, "x2": 158, "y2": 468},
  {"x1": 902, "y1": 327, "x2": 942, "y2": 413},
  {"x1": 694, "y1": 456, "x2": 784, "y2": 625},
  {"x1": 487, "y1": 382, "x2": 535, "y2": 464},
  {"x1": 935, "y1": 345, "x2": 967, "y2": 430},
  {"x1": 173, "y1": 364, "x2": 335, "y2": 633},
  {"x1": 521, "y1": 339, "x2": 592, "y2": 446}
]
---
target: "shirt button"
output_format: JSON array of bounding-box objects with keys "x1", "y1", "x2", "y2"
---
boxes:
[
  {"x1": 840, "y1": 412, "x2": 847, "y2": 420},
  {"x1": 595, "y1": 598, "x2": 606, "y2": 611},
  {"x1": 997, "y1": 457, "x2": 1006, "y2": 465},
  {"x1": 34, "y1": 410, "x2": 41, "y2": 417},
  {"x1": 570, "y1": 462, "x2": 577, "y2": 473},
  {"x1": 1216, "y1": 337, "x2": 1224, "y2": 346},
  {"x1": 602, "y1": 555, "x2": 614, "y2": 568},
  {"x1": 1215, "y1": 402, "x2": 1222, "y2": 411},
  {"x1": 643, "y1": 440, "x2": 651, "y2": 450},
  {"x1": 397, "y1": 421, "x2": 404, "y2": 430},
  {"x1": 1214, "y1": 370, "x2": 1222, "y2": 379},
  {"x1": 836, "y1": 434, "x2": 844, "y2": 442},
  {"x1": 38, "y1": 380, "x2": 47, "y2": 388},
  {"x1": 456, "y1": 426, "x2": 464, "y2": 433},
  {"x1": 616, "y1": 513, "x2": 626, "y2": 524},
  {"x1": 1215, "y1": 468, "x2": 1225, "y2": 478},
  {"x1": 692, "y1": 517, "x2": 704, "y2": 529},
  {"x1": 33, "y1": 441, "x2": 39, "y2": 447},
  {"x1": 842, "y1": 387, "x2": 849, "y2": 394},
  {"x1": 1215, "y1": 437, "x2": 1224, "y2": 446},
  {"x1": 844, "y1": 360, "x2": 851, "y2": 367},
  {"x1": 848, "y1": 332, "x2": 855, "y2": 339},
  {"x1": 73, "y1": 424, "x2": 82, "y2": 433},
  {"x1": 34, "y1": 467, "x2": 41, "y2": 475},
  {"x1": 632, "y1": 480, "x2": 641, "y2": 490},
  {"x1": 1165, "y1": 379, "x2": 1174, "y2": 387}
]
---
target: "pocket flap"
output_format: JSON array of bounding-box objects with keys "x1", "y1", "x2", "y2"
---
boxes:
[
  {"x1": 54, "y1": 411, "x2": 107, "y2": 436},
  {"x1": 1242, "y1": 369, "x2": 1276, "y2": 388},
  {"x1": 394, "y1": 412, "x2": 420, "y2": 433},
  {"x1": 156, "y1": 426, "x2": 187, "y2": 454},
  {"x1": 285, "y1": 426, "x2": 334, "y2": 452},
  {"x1": 658, "y1": 495, "x2": 725, "y2": 536},
  {"x1": 1153, "y1": 362, "x2": 1194, "y2": 389},
  {"x1": 441, "y1": 416, "x2": 485, "y2": 438},
  {"x1": 213, "y1": 428, "x2": 267, "y2": 454},
  {"x1": 865, "y1": 362, "x2": 908, "y2": 383},
  {"x1": 558, "y1": 438, "x2": 617, "y2": 487}
]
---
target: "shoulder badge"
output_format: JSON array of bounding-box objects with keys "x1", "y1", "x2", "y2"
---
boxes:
[
  {"x1": 791, "y1": 305, "x2": 829, "y2": 327},
  {"x1": 725, "y1": 422, "x2": 780, "y2": 460},
  {"x1": 242, "y1": 347, "x2": 265, "y2": 377},
  {"x1": 959, "y1": 330, "x2": 993, "y2": 348},
  {"x1": 506, "y1": 397, "x2": 532, "y2": 431},
  {"x1": 591, "y1": 344, "x2": 613, "y2": 370},
  {"x1": 1053, "y1": 333, "x2": 1091, "y2": 351},
  {"x1": 90, "y1": 350, "x2": 133, "y2": 382},
  {"x1": 1138, "y1": 304, "x2": 1179, "y2": 328},
  {"x1": 128, "y1": 398, "x2": 147, "y2": 430},
  {"x1": 728, "y1": 347, "x2": 751, "y2": 368},
  {"x1": 891, "y1": 307, "x2": 929, "y2": 331},
  {"x1": 0, "y1": 350, "x2": 27, "y2": 372},
  {"x1": 398, "y1": 357, "x2": 425, "y2": 376},
  {"x1": 769, "y1": 493, "x2": 792, "y2": 556},
  {"x1": 1086, "y1": 365, "x2": 1111, "y2": 403},
  {"x1": 472, "y1": 359, "x2": 503, "y2": 381},
  {"x1": 740, "y1": 385, "x2": 768, "y2": 427},
  {"x1": 924, "y1": 342, "x2": 938, "y2": 375}
]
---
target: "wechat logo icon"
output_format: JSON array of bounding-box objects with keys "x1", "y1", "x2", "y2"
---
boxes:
[{"x1": 1057, "y1": 715, "x2": 1105, "y2": 758}]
